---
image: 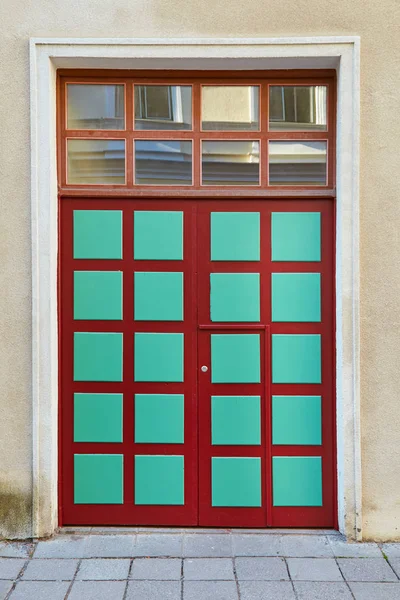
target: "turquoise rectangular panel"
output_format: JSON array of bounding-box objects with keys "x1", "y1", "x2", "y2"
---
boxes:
[
  {"x1": 134, "y1": 272, "x2": 183, "y2": 321},
  {"x1": 134, "y1": 333, "x2": 184, "y2": 382},
  {"x1": 74, "y1": 393, "x2": 123, "y2": 443},
  {"x1": 271, "y1": 212, "x2": 321, "y2": 262},
  {"x1": 74, "y1": 332, "x2": 123, "y2": 382},
  {"x1": 74, "y1": 271, "x2": 123, "y2": 321},
  {"x1": 212, "y1": 457, "x2": 261, "y2": 507},
  {"x1": 272, "y1": 334, "x2": 321, "y2": 384},
  {"x1": 272, "y1": 273, "x2": 321, "y2": 322},
  {"x1": 135, "y1": 455, "x2": 184, "y2": 505},
  {"x1": 210, "y1": 273, "x2": 260, "y2": 322},
  {"x1": 74, "y1": 454, "x2": 123, "y2": 504},
  {"x1": 73, "y1": 210, "x2": 122, "y2": 259},
  {"x1": 211, "y1": 212, "x2": 260, "y2": 261},
  {"x1": 211, "y1": 334, "x2": 260, "y2": 383},
  {"x1": 273, "y1": 456, "x2": 322, "y2": 506},
  {"x1": 211, "y1": 396, "x2": 261, "y2": 445},
  {"x1": 134, "y1": 211, "x2": 183, "y2": 260},
  {"x1": 135, "y1": 394, "x2": 184, "y2": 444},
  {"x1": 272, "y1": 396, "x2": 322, "y2": 445}
]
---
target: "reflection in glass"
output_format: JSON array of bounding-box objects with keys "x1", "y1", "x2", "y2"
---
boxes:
[
  {"x1": 269, "y1": 141, "x2": 327, "y2": 186},
  {"x1": 269, "y1": 86, "x2": 327, "y2": 131},
  {"x1": 202, "y1": 141, "x2": 260, "y2": 186},
  {"x1": 134, "y1": 86, "x2": 192, "y2": 130},
  {"x1": 202, "y1": 86, "x2": 259, "y2": 131},
  {"x1": 67, "y1": 84, "x2": 125, "y2": 130},
  {"x1": 67, "y1": 139, "x2": 126, "y2": 184},
  {"x1": 135, "y1": 140, "x2": 192, "y2": 185}
]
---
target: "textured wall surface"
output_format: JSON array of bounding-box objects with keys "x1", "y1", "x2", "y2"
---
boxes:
[{"x1": 0, "y1": 0, "x2": 399, "y2": 540}]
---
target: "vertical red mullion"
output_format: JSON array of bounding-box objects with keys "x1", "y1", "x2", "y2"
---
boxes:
[
  {"x1": 123, "y1": 203, "x2": 134, "y2": 509},
  {"x1": 260, "y1": 205, "x2": 273, "y2": 524},
  {"x1": 260, "y1": 82, "x2": 269, "y2": 188},
  {"x1": 125, "y1": 83, "x2": 134, "y2": 188},
  {"x1": 190, "y1": 200, "x2": 200, "y2": 523},
  {"x1": 321, "y1": 200, "x2": 336, "y2": 525},
  {"x1": 193, "y1": 83, "x2": 201, "y2": 188}
]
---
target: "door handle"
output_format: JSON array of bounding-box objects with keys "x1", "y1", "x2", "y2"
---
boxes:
[{"x1": 201, "y1": 365, "x2": 208, "y2": 372}]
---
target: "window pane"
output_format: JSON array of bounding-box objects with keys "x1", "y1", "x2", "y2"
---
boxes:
[
  {"x1": 67, "y1": 139, "x2": 126, "y2": 184},
  {"x1": 135, "y1": 140, "x2": 192, "y2": 185},
  {"x1": 67, "y1": 84, "x2": 125, "y2": 130},
  {"x1": 269, "y1": 86, "x2": 327, "y2": 131},
  {"x1": 269, "y1": 141, "x2": 327, "y2": 186},
  {"x1": 134, "y1": 86, "x2": 192, "y2": 130},
  {"x1": 202, "y1": 86, "x2": 259, "y2": 131},
  {"x1": 202, "y1": 141, "x2": 260, "y2": 186}
]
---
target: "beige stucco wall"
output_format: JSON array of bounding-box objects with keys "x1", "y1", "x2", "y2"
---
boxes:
[{"x1": 0, "y1": 0, "x2": 399, "y2": 541}]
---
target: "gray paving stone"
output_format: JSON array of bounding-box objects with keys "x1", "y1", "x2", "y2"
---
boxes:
[
  {"x1": 91, "y1": 527, "x2": 137, "y2": 534},
  {"x1": 287, "y1": 558, "x2": 343, "y2": 581},
  {"x1": 280, "y1": 535, "x2": 333, "y2": 557},
  {"x1": 0, "y1": 580, "x2": 13, "y2": 600},
  {"x1": 239, "y1": 581, "x2": 296, "y2": 600},
  {"x1": 235, "y1": 557, "x2": 289, "y2": 580},
  {"x1": 184, "y1": 558, "x2": 234, "y2": 580},
  {"x1": 85, "y1": 535, "x2": 135, "y2": 557},
  {"x1": 0, "y1": 559, "x2": 25, "y2": 580},
  {"x1": 68, "y1": 580, "x2": 126, "y2": 600},
  {"x1": 126, "y1": 580, "x2": 181, "y2": 599},
  {"x1": 349, "y1": 582, "x2": 400, "y2": 599},
  {"x1": 388, "y1": 557, "x2": 400, "y2": 577},
  {"x1": 184, "y1": 580, "x2": 238, "y2": 599},
  {"x1": 34, "y1": 535, "x2": 87, "y2": 558},
  {"x1": 181, "y1": 528, "x2": 230, "y2": 535},
  {"x1": 130, "y1": 558, "x2": 181, "y2": 580},
  {"x1": 9, "y1": 581, "x2": 70, "y2": 600},
  {"x1": 183, "y1": 534, "x2": 233, "y2": 557},
  {"x1": 337, "y1": 557, "x2": 398, "y2": 582},
  {"x1": 294, "y1": 581, "x2": 353, "y2": 599},
  {"x1": 328, "y1": 536, "x2": 382, "y2": 557},
  {"x1": 382, "y1": 543, "x2": 400, "y2": 558},
  {"x1": 134, "y1": 534, "x2": 183, "y2": 557},
  {"x1": 76, "y1": 558, "x2": 130, "y2": 580},
  {"x1": 0, "y1": 543, "x2": 33, "y2": 558},
  {"x1": 232, "y1": 534, "x2": 282, "y2": 556},
  {"x1": 22, "y1": 558, "x2": 78, "y2": 580}
]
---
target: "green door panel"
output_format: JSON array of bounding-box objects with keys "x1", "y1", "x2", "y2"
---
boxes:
[
  {"x1": 134, "y1": 455, "x2": 184, "y2": 505},
  {"x1": 211, "y1": 396, "x2": 261, "y2": 445},
  {"x1": 74, "y1": 332, "x2": 123, "y2": 382},
  {"x1": 211, "y1": 212, "x2": 260, "y2": 261},
  {"x1": 211, "y1": 334, "x2": 261, "y2": 383},
  {"x1": 272, "y1": 273, "x2": 321, "y2": 322},
  {"x1": 210, "y1": 273, "x2": 260, "y2": 322},
  {"x1": 135, "y1": 394, "x2": 184, "y2": 444},
  {"x1": 272, "y1": 334, "x2": 321, "y2": 384},
  {"x1": 74, "y1": 271, "x2": 123, "y2": 321},
  {"x1": 273, "y1": 456, "x2": 323, "y2": 506},
  {"x1": 271, "y1": 212, "x2": 321, "y2": 262},
  {"x1": 74, "y1": 454, "x2": 123, "y2": 504},
  {"x1": 134, "y1": 272, "x2": 183, "y2": 321},
  {"x1": 73, "y1": 210, "x2": 122, "y2": 259},
  {"x1": 74, "y1": 393, "x2": 123, "y2": 443},
  {"x1": 134, "y1": 333, "x2": 184, "y2": 382},
  {"x1": 134, "y1": 211, "x2": 183, "y2": 260},
  {"x1": 212, "y1": 457, "x2": 261, "y2": 507},
  {"x1": 272, "y1": 396, "x2": 322, "y2": 445}
]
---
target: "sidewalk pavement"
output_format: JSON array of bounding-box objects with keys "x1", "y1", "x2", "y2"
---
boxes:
[{"x1": 0, "y1": 528, "x2": 399, "y2": 599}]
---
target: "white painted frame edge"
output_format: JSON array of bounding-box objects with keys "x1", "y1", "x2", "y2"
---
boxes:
[{"x1": 29, "y1": 37, "x2": 361, "y2": 539}]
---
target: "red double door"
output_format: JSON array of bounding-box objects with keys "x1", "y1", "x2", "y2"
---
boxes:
[{"x1": 60, "y1": 198, "x2": 335, "y2": 528}]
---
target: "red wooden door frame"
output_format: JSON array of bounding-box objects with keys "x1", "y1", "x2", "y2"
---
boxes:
[{"x1": 59, "y1": 196, "x2": 336, "y2": 528}]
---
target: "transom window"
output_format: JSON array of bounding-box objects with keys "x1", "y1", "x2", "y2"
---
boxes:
[{"x1": 59, "y1": 73, "x2": 335, "y2": 191}]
